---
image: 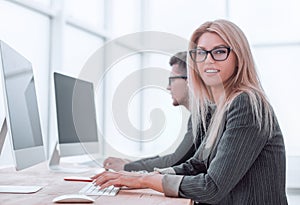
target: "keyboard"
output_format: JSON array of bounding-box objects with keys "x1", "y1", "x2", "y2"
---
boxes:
[{"x1": 79, "y1": 183, "x2": 120, "y2": 196}]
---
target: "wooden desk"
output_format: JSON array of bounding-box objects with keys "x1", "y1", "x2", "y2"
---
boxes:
[{"x1": 0, "y1": 163, "x2": 192, "y2": 205}]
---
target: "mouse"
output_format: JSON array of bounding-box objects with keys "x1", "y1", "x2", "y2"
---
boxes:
[{"x1": 52, "y1": 194, "x2": 95, "y2": 203}]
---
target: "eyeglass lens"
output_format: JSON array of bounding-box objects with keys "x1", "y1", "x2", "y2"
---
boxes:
[{"x1": 168, "y1": 76, "x2": 187, "y2": 86}]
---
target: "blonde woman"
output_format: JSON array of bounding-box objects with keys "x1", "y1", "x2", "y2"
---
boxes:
[{"x1": 92, "y1": 19, "x2": 288, "y2": 205}]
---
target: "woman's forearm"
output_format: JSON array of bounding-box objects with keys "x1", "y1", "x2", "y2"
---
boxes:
[{"x1": 140, "y1": 172, "x2": 164, "y2": 193}]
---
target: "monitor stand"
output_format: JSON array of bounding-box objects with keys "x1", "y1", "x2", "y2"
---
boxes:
[
  {"x1": 0, "y1": 185, "x2": 42, "y2": 194},
  {"x1": 48, "y1": 142, "x2": 89, "y2": 173},
  {"x1": 0, "y1": 118, "x2": 43, "y2": 193},
  {"x1": 0, "y1": 118, "x2": 7, "y2": 155}
]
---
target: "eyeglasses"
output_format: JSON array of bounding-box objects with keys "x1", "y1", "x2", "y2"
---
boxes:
[
  {"x1": 168, "y1": 76, "x2": 187, "y2": 86},
  {"x1": 189, "y1": 46, "x2": 232, "y2": 62}
]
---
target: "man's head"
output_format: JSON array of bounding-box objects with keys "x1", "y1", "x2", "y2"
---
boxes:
[{"x1": 167, "y1": 51, "x2": 189, "y2": 109}]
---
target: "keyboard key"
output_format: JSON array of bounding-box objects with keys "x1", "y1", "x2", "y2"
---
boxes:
[{"x1": 79, "y1": 183, "x2": 120, "y2": 196}]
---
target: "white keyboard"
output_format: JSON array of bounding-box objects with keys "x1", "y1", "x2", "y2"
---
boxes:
[{"x1": 79, "y1": 183, "x2": 120, "y2": 196}]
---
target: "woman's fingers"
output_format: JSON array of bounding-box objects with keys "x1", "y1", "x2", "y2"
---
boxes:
[
  {"x1": 91, "y1": 170, "x2": 148, "y2": 190},
  {"x1": 93, "y1": 171, "x2": 120, "y2": 187}
]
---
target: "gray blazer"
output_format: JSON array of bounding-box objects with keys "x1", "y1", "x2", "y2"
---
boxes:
[
  {"x1": 124, "y1": 116, "x2": 199, "y2": 172},
  {"x1": 162, "y1": 93, "x2": 288, "y2": 205}
]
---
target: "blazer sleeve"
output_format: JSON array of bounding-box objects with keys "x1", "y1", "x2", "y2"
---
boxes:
[{"x1": 124, "y1": 116, "x2": 197, "y2": 172}]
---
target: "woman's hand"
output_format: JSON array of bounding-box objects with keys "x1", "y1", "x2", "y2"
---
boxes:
[
  {"x1": 91, "y1": 171, "x2": 145, "y2": 189},
  {"x1": 91, "y1": 170, "x2": 164, "y2": 192}
]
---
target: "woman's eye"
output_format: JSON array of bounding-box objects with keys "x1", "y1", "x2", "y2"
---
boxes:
[
  {"x1": 214, "y1": 49, "x2": 226, "y2": 54},
  {"x1": 197, "y1": 50, "x2": 206, "y2": 55}
]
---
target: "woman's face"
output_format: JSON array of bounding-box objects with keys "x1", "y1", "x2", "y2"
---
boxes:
[{"x1": 196, "y1": 32, "x2": 237, "y2": 88}]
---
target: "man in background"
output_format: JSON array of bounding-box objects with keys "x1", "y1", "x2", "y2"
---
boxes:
[{"x1": 103, "y1": 51, "x2": 198, "y2": 172}]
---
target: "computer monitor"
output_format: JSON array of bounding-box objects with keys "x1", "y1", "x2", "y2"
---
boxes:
[
  {"x1": 0, "y1": 41, "x2": 45, "y2": 193},
  {"x1": 48, "y1": 72, "x2": 100, "y2": 172},
  {"x1": 0, "y1": 41, "x2": 46, "y2": 170}
]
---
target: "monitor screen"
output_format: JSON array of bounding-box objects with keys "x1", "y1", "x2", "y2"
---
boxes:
[
  {"x1": 54, "y1": 72, "x2": 99, "y2": 157},
  {"x1": 0, "y1": 41, "x2": 45, "y2": 170}
]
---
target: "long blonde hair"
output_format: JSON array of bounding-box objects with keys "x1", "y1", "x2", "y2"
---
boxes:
[{"x1": 188, "y1": 19, "x2": 273, "y2": 155}]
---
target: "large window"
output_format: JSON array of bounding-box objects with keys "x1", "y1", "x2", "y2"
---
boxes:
[
  {"x1": 0, "y1": 0, "x2": 50, "y2": 159},
  {"x1": 0, "y1": 0, "x2": 109, "y2": 162}
]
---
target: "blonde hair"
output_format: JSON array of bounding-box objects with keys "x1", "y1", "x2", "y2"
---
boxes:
[{"x1": 188, "y1": 19, "x2": 273, "y2": 155}]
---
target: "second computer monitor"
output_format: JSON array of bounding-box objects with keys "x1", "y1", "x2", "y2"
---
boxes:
[{"x1": 54, "y1": 72, "x2": 99, "y2": 157}]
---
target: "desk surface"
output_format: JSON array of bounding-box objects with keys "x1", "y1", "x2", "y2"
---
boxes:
[{"x1": 0, "y1": 162, "x2": 192, "y2": 205}]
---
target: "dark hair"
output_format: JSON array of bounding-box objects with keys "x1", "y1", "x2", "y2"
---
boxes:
[{"x1": 169, "y1": 51, "x2": 187, "y2": 75}]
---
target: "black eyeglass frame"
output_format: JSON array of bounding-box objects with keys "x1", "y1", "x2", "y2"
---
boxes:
[
  {"x1": 189, "y1": 46, "x2": 232, "y2": 62},
  {"x1": 168, "y1": 76, "x2": 187, "y2": 86}
]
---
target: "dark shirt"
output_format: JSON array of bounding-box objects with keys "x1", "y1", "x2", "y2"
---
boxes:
[{"x1": 124, "y1": 116, "x2": 200, "y2": 172}]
